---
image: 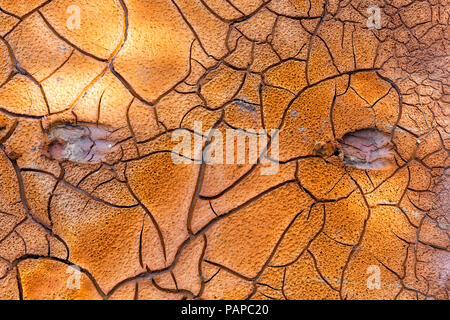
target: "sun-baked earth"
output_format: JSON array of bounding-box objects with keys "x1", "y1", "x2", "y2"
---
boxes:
[{"x1": 0, "y1": 0, "x2": 449, "y2": 300}]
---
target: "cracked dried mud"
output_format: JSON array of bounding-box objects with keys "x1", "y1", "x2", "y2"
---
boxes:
[{"x1": 0, "y1": 0, "x2": 448, "y2": 300}]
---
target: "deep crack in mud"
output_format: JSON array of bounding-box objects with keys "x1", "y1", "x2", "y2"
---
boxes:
[{"x1": 0, "y1": 0, "x2": 448, "y2": 301}]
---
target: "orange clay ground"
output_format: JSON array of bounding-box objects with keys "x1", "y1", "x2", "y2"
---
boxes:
[{"x1": 0, "y1": 0, "x2": 448, "y2": 300}]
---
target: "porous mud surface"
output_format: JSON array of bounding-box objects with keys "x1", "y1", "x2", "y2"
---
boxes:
[{"x1": 0, "y1": 0, "x2": 448, "y2": 300}]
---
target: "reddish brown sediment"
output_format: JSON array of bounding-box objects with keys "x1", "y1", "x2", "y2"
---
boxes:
[{"x1": 0, "y1": 0, "x2": 448, "y2": 300}]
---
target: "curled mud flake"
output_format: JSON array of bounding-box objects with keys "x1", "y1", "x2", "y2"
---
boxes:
[
  {"x1": 313, "y1": 141, "x2": 340, "y2": 157},
  {"x1": 234, "y1": 99, "x2": 257, "y2": 112},
  {"x1": 4, "y1": 145, "x2": 21, "y2": 160},
  {"x1": 40, "y1": 124, "x2": 115, "y2": 163},
  {"x1": 340, "y1": 129, "x2": 395, "y2": 170}
]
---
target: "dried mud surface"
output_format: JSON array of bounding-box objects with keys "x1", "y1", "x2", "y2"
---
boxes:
[{"x1": 0, "y1": 0, "x2": 449, "y2": 300}]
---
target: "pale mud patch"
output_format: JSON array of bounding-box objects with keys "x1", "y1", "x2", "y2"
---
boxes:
[
  {"x1": 40, "y1": 124, "x2": 116, "y2": 163},
  {"x1": 340, "y1": 128, "x2": 395, "y2": 170}
]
